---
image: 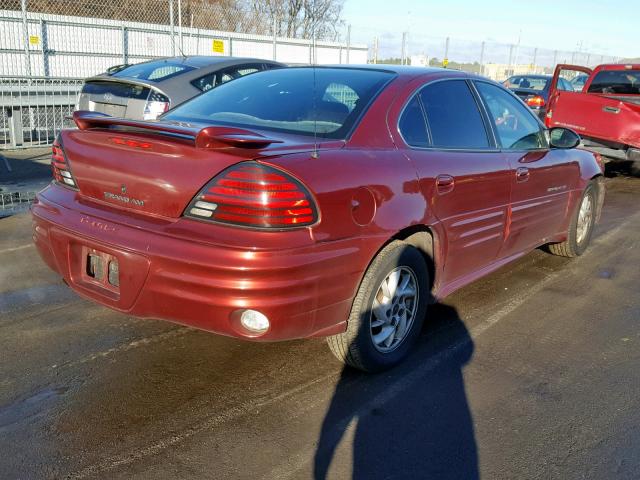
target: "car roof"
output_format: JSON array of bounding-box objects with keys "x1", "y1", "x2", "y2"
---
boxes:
[
  {"x1": 508, "y1": 74, "x2": 550, "y2": 79},
  {"x1": 289, "y1": 64, "x2": 475, "y2": 81},
  {"x1": 88, "y1": 56, "x2": 284, "y2": 85}
]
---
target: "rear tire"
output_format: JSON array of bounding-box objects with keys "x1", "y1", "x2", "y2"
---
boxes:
[
  {"x1": 549, "y1": 181, "x2": 598, "y2": 258},
  {"x1": 326, "y1": 241, "x2": 429, "y2": 372}
]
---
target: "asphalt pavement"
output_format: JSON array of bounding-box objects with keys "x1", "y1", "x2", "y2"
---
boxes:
[{"x1": 0, "y1": 166, "x2": 639, "y2": 479}]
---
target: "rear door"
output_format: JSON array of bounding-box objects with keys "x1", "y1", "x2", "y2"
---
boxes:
[
  {"x1": 399, "y1": 79, "x2": 511, "y2": 284},
  {"x1": 473, "y1": 80, "x2": 578, "y2": 257}
]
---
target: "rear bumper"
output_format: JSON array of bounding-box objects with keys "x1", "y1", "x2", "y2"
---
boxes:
[{"x1": 31, "y1": 185, "x2": 376, "y2": 341}]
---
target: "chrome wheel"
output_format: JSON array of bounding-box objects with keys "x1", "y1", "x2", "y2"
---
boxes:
[
  {"x1": 576, "y1": 193, "x2": 593, "y2": 245},
  {"x1": 370, "y1": 267, "x2": 419, "y2": 353}
]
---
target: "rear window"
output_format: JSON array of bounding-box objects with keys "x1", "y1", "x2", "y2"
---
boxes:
[
  {"x1": 506, "y1": 76, "x2": 549, "y2": 91},
  {"x1": 81, "y1": 81, "x2": 150, "y2": 100},
  {"x1": 110, "y1": 61, "x2": 195, "y2": 81},
  {"x1": 164, "y1": 68, "x2": 395, "y2": 139},
  {"x1": 588, "y1": 70, "x2": 640, "y2": 94}
]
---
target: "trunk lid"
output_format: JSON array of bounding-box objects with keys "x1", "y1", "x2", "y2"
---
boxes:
[
  {"x1": 77, "y1": 79, "x2": 153, "y2": 119},
  {"x1": 60, "y1": 113, "x2": 343, "y2": 218}
]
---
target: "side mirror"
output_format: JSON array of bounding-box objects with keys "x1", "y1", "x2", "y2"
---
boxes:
[{"x1": 549, "y1": 127, "x2": 580, "y2": 149}]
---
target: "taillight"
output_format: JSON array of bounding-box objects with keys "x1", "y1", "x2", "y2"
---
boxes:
[
  {"x1": 51, "y1": 138, "x2": 78, "y2": 189},
  {"x1": 143, "y1": 90, "x2": 170, "y2": 120},
  {"x1": 526, "y1": 95, "x2": 545, "y2": 108},
  {"x1": 184, "y1": 162, "x2": 318, "y2": 229}
]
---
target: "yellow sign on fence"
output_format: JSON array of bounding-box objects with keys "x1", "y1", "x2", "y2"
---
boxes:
[
  {"x1": 212, "y1": 39, "x2": 224, "y2": 54},
  {"x1": 29, "y1": 35, "x2": 40, "y2": 45}
]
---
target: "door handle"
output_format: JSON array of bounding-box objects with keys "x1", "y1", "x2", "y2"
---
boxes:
[
  {"x1": 436, "y1": 174, "x2": 455, "y2": 194},
  {"x1": 516, "y1": 167, "x2": 530, "y2": 182},
  {"x1": 602, "y1": 106, "x2": 620, "y2": 114}
]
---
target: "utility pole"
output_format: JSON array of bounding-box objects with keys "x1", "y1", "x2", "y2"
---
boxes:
[
  {"x1": 401, "y1": 31, "x2": 406, "y2": 65},
  {"x1": 479, "y1": 41, "x2": 485, "y2": 76}
]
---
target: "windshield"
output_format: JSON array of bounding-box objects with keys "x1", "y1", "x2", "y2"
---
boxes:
[
  {"x1": 588, "y1": 69, "x2": 640, "y2": 94},
  {"x1": 163, "y1": 67, "x2": 395, "y2": 139},
  {"x1": 505, "y1": 76, "x2": 549, "y2": 91},
  {"x1": 111, "y1": 61, "x2": 195, "y2": 81}
]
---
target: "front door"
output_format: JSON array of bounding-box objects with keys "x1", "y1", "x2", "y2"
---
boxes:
[{"x1": 473, "y1": 80, "x2": 578, "y2": 257}]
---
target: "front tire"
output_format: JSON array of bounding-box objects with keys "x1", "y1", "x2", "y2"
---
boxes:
[
  {"x1": 326, "y1": 241, "x2": 429, "y2": 372},
  {"x1": 549, "y1": 181, "x2": 598, "y2": 257}
]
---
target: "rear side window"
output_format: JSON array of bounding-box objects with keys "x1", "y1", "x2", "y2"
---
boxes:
[
  {"x1": 587, "y1": 70, "x2": 640, "y2": 94},
  {"x1": 419, "y1": 80, "x2": 490, "y2": 149},
  {"x1": 192, "y1": 64, "x2": 264, "y2": 92},
  {"x1": 398, "y1": 96, "x2": 429, "y2": 147},
  {"x1": 475, "y1": 81, "x2": 547, "y2": 150}
]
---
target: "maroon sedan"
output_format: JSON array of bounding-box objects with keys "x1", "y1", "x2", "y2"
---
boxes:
[{"x1": 32, "y1": 66, "x2": 604, "y2": 371}]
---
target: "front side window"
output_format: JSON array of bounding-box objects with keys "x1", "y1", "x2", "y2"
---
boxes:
[
  {"x1": 165, "y1": 67, "x2": 395, "y2": 139},
  {"x1": 419, "y1": 80, "x2": 490, "y2": 149},
  {"x1": 475, "y1": 81, "x2": 547, "y2": 150}
]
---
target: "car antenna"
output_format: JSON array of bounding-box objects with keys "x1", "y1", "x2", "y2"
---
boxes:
[{"x1": 311, "y1": 15, "x2": 319, "y2": 159}]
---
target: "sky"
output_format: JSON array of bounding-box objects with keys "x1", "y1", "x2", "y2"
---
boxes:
[{"x1": 341, "y1": 0, "x2": 638, "y2": 61}]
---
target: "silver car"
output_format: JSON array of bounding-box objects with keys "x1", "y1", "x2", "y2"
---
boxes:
[{"x1": 76, "y1": 56, "x2": 283, "y2": 120}]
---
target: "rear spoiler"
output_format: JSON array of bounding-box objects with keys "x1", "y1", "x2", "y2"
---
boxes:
[{"x1": 72, "y1": 111, "x2": 284, "y2": 149}]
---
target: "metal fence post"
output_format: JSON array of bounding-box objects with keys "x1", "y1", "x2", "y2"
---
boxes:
[
  {"x1": 346, "y1": 24, "x2": 351, "y2": 64},
  {"x1": 479, "y1": 41, "x2": 485, "y2": 75},
  {"x1": 401, "y1": 32, "x2": 406, "y2": 65},
  {"x1": 553, "y1": 50, "x2": 558, "y2": 67},
  {"x1": 532, "y1": 47, "x2": 537, "y2": 70},
  {"x1": 121, "y1": 26, "x2": 128, "y2": 65},
  {"x1": 507, "y1": 44, "x2": 514, "y2": 75},
  {"x1": 272, "y1": 16, "x2": 277, "y2": 61},
  {"x1": 178, "y1": 0, "x2": 183, "y2": 53},
  {"x1": 373, "y1": 36, "x2": 378, "y2": 64},
  {"x1": 444, "y1": 37, "x2": 450, "y2": 67},
  {"x1": 41, "y1": 19, "x2": 50, "y2": 77},
  {"x1": 21, "y1": 0, "x2": 31, "y2": 77},
  {"x1": 169, "y1": 0, "x2": 175, "y2": 56}
]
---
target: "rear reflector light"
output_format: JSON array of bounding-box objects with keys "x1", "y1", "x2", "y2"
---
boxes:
[
  {"x1": 184, "y1": 162, "x2": 318, "y2": 229},
  {"x1": 51, "y1": 138, "x2": 78, "y2": 189},
  {"x1": 143, "y1": 90, "x2": 170, "y2": 120},
  {"x1": 526, "y1": 95, "x2": 545, "y2": 108}
]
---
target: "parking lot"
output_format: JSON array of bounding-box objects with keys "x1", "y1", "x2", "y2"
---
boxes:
[{"x1": 0, "y1": 159, "x2": 638, "y2": 479}]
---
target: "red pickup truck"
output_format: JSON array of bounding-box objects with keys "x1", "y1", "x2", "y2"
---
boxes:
[{"x1": 546, "y1": 63, "x2": 640, "y2": 169}]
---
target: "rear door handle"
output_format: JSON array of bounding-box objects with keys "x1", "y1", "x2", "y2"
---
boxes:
[
  {"x1": 603, "y1": 106, "x2": 620, "y2": 114},
  {"x1": 516, "y1": 167, "x2": 530, "y2": 182},
  {"x1": 436, "y1": 174, "x2": 455, "y2": 194}
]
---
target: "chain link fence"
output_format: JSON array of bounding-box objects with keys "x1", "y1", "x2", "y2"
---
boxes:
[{"x1": 362, "y1": 28, "x2": 621, "y2": 80}]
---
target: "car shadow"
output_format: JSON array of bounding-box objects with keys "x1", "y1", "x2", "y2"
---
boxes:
[{"x1": 314, "y1": 302, "x2": 478, "y2": 480}]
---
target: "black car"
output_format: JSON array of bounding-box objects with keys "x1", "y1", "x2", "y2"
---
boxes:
[{"x1": 503, "y1": 74, "x2": 573, "y2": 119}]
